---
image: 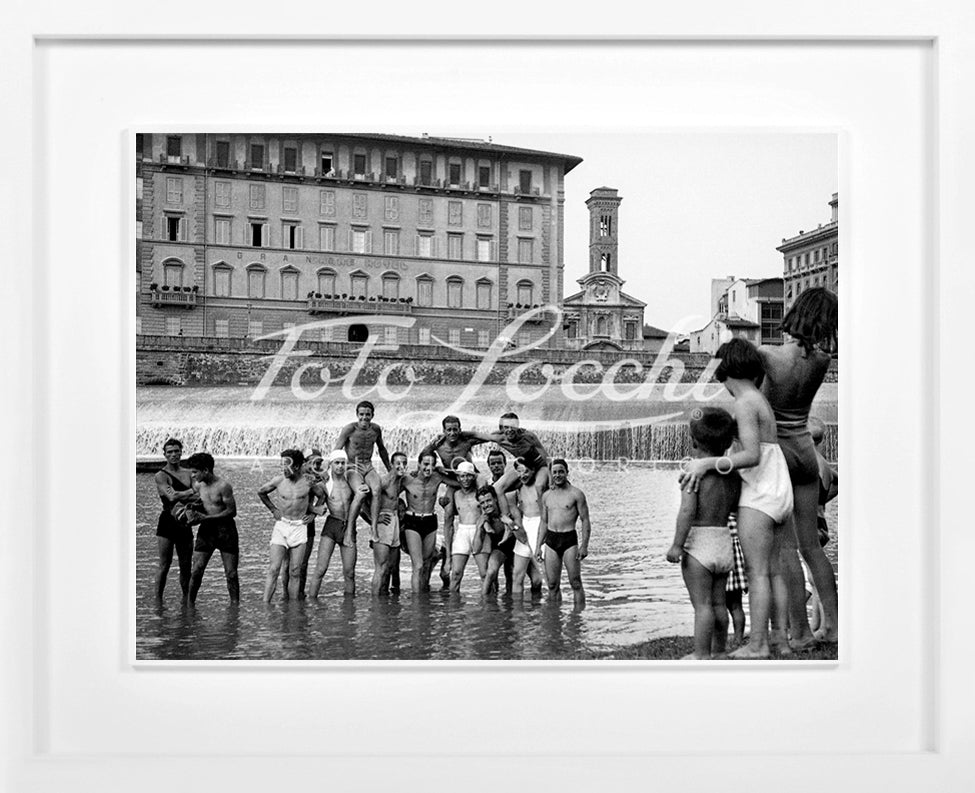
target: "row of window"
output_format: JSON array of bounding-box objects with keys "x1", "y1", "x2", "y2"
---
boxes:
[
  {"x1": 157, "y1": 135, "x2": 536, "y2": 192},
  {"x1": 786, "y1": 243, "x2": 837, "y2": 272},
  {"x1": 139, "y1": 314, "x2": 534, "y2": 348},
  {"x1": 158, "y1": 259, "x2": 537, "y2": 309},
  {"x1": 564, "y1": 317, "x2": 640, "y2": 340},
  {"x1": 787, "y1": 273, "x2": 836, "y2": 298}
]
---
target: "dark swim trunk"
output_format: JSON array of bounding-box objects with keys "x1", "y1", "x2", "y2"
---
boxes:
[
  {"x1": 156, "y1": 511, "x2": 193, "y2": 544},
  {"x1": 486, "y1": 531, "x2": 516, "y2": 557},
  {"x1": 544, "y1": 529, "x2": 579, "y2": 558},
  {"x1": 776, "y1": 427, "x2": 820, "y2": 486},
  {"x1": 817, "y1": 516, "x2": 830, "y2": 547},
  {"x1": 194, "y1": 517, "x2": 239, "y2": 556},
  {"x1": 403, "y1": 512, "x2": 438, "y2": 539},
  {"x1": 321, "y1": 514, "x2": 346, "y2": 545}
]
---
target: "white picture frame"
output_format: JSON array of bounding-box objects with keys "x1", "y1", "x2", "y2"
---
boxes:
[{"x1": 3, "y1": 1, "x2": 971, "y2": 790}]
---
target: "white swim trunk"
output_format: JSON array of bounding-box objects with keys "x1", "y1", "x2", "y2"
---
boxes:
[
  {"x1": 683, "y1": 526, "x2": 733, "y2": 574},
  {"x1": 451, "y1": 523, "x2": 481, "y2": 556},
  {"x1": 738, "y1": 442, "x2": 795, "y2": 524},
  {"x1": 270, "y1": 517, "x2": 308, "y2": 548},
  {"x1": 513, "y1": 515, "x2": 542, "y2": 559}
]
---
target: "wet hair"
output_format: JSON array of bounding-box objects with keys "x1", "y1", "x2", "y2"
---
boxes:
[
  {"x1": 808, "y1": 416, "x2": 827, "y2": 445},
  {"x1": 356, "y1": 400, "x2": 375, "y2": 414},
  {"x1": 442, "y1": 415, "x2": 461, "y2": 429},
  {"x1": 689, "y1": 407, "x2": 738, "y2": 456},
  {"x1": 281, "y1": 448, "x2": 305, "y2": 470},
  {"x1": 417, "y1": 451, "x2": 438, "y2": 466},
  {"x1": 475, "y1": 485, "x2": 500, "y2": 508},
  {"x1": 499, "y1": 411, "x2": 519, "y2": 423},
  {"x1": 162, "y1": 438, "x2": 183, "y2": 451},
  {"x1": 714, "y1": 338, "x2": 765, "y2": 386},
  {"x1": 185, "y1": 452, "x2": 214, "y2": 472},
  {"x1": 781, "y1": 287, "x2": 838, "y2": 354},
  {"x1": 550, "y1": 458, "x2": 569, "y2": 472},
  {"x1": 487, "y1": 449, "x2": 507, "y2": 463},
  {"x1": 391, "y1": 451, "x2": 408, "y2": 465}
]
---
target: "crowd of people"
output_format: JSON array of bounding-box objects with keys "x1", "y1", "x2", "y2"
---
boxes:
[{"x1": 152, "y1": 410, "x2": 591, "y2": 610}]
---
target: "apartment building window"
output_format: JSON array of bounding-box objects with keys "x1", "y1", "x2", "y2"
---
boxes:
[
  {"x1": 478, "y1": 330, "x2": 490, "y2": 348},
  {"x1": 350, "y1": 272, "x2": 368, "y2": 299},
  {"x1": 250, "y1": 184, "x2": 266, "y2": 211},
  {"x1": 447, "y1": 233, "x2": 463, "y2": 261},
  {"x1": 353, "y1": 193, "x2": 368, "y2": 219},
  {"x1": 447, "y1": 277, "x2": 463, "y2": 309},
  {"x1": 247, "y1": 266, "x2": 266, "y2": 298},
  {"x1": 383, "y1": 229, "x2": 400, "y2": 256},
  {"x1": 448, "y1": 201, "x2": 463, "y2": 226},
  {"x1": 419, "y1": 327, "x2": 431, "y2": 344},
  {"x1": 448, "y1": 162, "x2": 462, "y2": 187},
  {"x1": 519, "y1": 170, "x2": 532, "y2": 193},
  {"x1": 248, "y1": 320, "x2": 263, "y2": 337},
  {"x1": 215, "y1": 140, "x2": 230, "y2": 168},
  {"x1": 215, "y1": 319, "x2": 229, "y2": 338},
  {"x1": 384, "y1": 196, "x2": 399, "y2": 221},
  {"x1": 477, "y1": 203, "x2": 492, "y2": 228},
  {"x1": 476, "y1": 280, "x2": 492, "y2": 310},
  {"x1": 215, "y1": 181, "x2": 231, "y2": 207},
  {"x1": 350, "y1": 228, "x2": 371, "y2": 254},
  {"x1": 166, "y1": 177, "x2": 183, "y2": 204},
  {"x1": 283, "y1": 145, "x2": 298, "y2": 173},
  {"x1": 517, "y1": 238, "x2": 534, "y2": 264},
  {"x1": 249, "y1": 221, "x2": 269, "y2": 247},
  {"x1": 249, "y1": 142, "x2": 265, "y2": 170},
  {"x1": 478, "y1": 165, "x2": 491, "y2": 188},
  {"x1": 449, "y1": 328, "x2": 461, "y2": 345},
  {"x1": 283, "y1": 223, "x2": 302, "y2": 250},
  {"x1": 382, "y1": 273, "x2": 400, "y2": 300},
  {"x1": 164, "y1": 215, "x2": 186, "y2": 242},
  {"x1": 283, "y1": 186, "x2": 298, "y2": 213},
  {"x1": 516, "y1": 280, "x2": 533, "y2": 306},
  {"x1": 384, "y1": 155, "x2": 398, "y2": 181},
  {"x1": 476, "y1": 236, "x2": 493, "y2": 262},
  {"x1": 214, "y1": 217, "x2": 231, "y2": 245},
  {"x1": 417, "y1": 232, "x2": 435, "y2": 258},
  {"x1": 416, "y1": 277, "x2": 433, "y2": 307},
  {"x1": 761, "y1": 302, "x2": 784, "y2": 344},
  {"x1": 519, "y1": 206, "x2": 533, "y2": 231},
  {"x1": 163, "y1": 259, "x2": 184, "y2": 288},
  {"x1": 166, "y1": 136, "x2": 182, "y2": 161},
  {"x1": 353, "y1": 153, "x2": 367, "y2": 178},
  {"x1": 625, "y1": 321, "x2": 637, "y2": 341},
  {"x1": 815, "y1": 248, "x2": 821, "y2": 263},
  {"x1": 320, "y1": 225, "x2": 336, "y2": 252},
  {"x1": 166, "y1": 317, "x2": 181, "y2": 336},
  {"x1": 317, "y1": 269, "x2": 336, "y2": 295},
  {"x1": 281, "y1": 269, "x2": 300, "y2": 300},
  {"x1": 419, "y1": 158, "x2": 433, "y2": 186},
  {"x1": 320, "y1": 190, "x2": 335, "y2": 217},
  {"x1": 213, "y1": 265, "x2": 232, "y2": 297},
  {"x1": 418, "y1": 198, "x2": 434, "y2": 225},
  {"x1": 320, "y1": 150, "x2": 334, "y2": 175}
]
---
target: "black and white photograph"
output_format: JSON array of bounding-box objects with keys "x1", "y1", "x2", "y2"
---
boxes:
[{"x1": 135, "y1": 130, "x2": 839, "y2": 662}]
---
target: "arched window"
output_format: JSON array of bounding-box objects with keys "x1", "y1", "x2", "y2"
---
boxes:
[
  {"x1": 516, "y1": 280, "x2": 534, "y2": 307},
  {"x1": 349, "y1": 269, "x2": 369, "y2": 299},
  {"x1": 416, "y1": 275, "x2": 434, "y2": 307},
  {"x1": 476, "y1": 279, "x2": 493, "y2": 310},
  {"x1": 600, "y1": 253, "x2": 611, "y2": 271},
  {"x1": 381, "y1": 272, "x2": 401, "y2": 300},
  {"x1": 317, "y1": 268, "x2": 336, "y2": 296},
  {"x1": 246, "y1": 264, "x2": 266, "y2": 298},
  {"x1": 162, "y1": 258, "x2": 184, "y2": 288},
  {"x1": 212, "y1": 262, "x2": 233, "y2": 297},
  {"x1": 446, "y1": 276, "x2": 463, "y2": 309},
  {"x1": 280, "y1": 267, "x2": 300, "y2": 301}
]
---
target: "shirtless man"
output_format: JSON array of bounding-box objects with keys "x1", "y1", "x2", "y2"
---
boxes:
[
  {"x1": 401, "y1": 452, "x2": 454, "y2": 593},
  {"x1": 371, "y1": 452, "x2": 408, "y2": 596},
  {"x1": 153, "y1": 438, "x2": 198, "y2": 601},
  {"x1": 280, "y1": 448, "x2": 325, "y2": 599},
  {"x1": 258, "y1": 449, "x2": 321, "y2": 603},
  {"x1": 184, "y1": 452, "x2": 240, "y2": 604},
  {"x1": 536, "y1": 458, "x2": 591, "y2": 609},
  {"x1": 309, "y1": 449, "x2": 369, "y2": 597},
  {"x1": 420, "y1": 415, "x2": 488, "y2": 538},
  {"x1": 449, "y1": 461, "x2": 490, "y2": 591},
  {"x1": 334, "y1": 400, "x2": 391, "y2": 538},
  {"x1": 486, "y1": 449, "x2": 516, "y2": 593},
  {"x1": 512, "y1": 457, "x2": 546, "y2": 596},
  {"x1": 472, "y1": 412, "x2": 550, "y2": 496},
  {"x1": 475, "y1": 486, "x2": 525, "y2": 597}
]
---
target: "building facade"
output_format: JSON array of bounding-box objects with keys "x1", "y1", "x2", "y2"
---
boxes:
[
  {"x1": 690, "y1": 277, "x2": 784, "y2": 353},
  {"x1": 136, "y1": 133, "x2": 581, "y2": 348},
  {"x1": 778, "y1": 192, "x2": 838, "y2": 309},
  {"x1": 561, "y1": 188, "x2": 647, "y2": 351}
]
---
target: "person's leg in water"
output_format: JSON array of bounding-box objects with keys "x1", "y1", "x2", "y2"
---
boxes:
[
  {"x1": 730, "y1": 507, "x2": 775, "y2": 659},
  {"x1": 155, "y1": 536, "x2": 176, "y2": 600},
  {"x1": 308, "y1": 536, "x2": 337, "y2": 598},
  {"x1": 562, "y1": 545, "x2": 586, "y2": 611},
  {"x1": 219, "y1": 549, "x2": 240, "y2": 602},
  {"x1": 264, "y1": 544, "x2": 288, "y2": 603},
  {"x1": 404, "y1": 529, "x2": 425, "y2": 593}
]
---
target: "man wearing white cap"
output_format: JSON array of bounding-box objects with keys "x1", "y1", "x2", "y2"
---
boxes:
[
  {"x1": 309, "y1": 449, "x2": 369, "y2": 597},
  {"x1": 449, "y1": 460, "x2": 490, "y2": 591}
]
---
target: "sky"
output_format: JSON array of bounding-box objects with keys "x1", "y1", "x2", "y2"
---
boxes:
[{"x1": 493, "y1": 132, "x2": 838, "y2": 333}]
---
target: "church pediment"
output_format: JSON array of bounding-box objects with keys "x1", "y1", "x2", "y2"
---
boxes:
[{"x1": 576, "y1": 272, "x2": 623, "y2": 304}]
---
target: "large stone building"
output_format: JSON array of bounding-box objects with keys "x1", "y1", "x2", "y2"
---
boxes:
[
  {"x1": 777, "y1": 192, "x2": 838, "y2": 309},
  {"x1": 136, "y1": 133, "x2": 581, "y2": 348},
  {"x1": 561, "y1": 188, "x2": 647, "y2": 351}
]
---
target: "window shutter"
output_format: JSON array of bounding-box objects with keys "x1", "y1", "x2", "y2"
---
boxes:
[
  {"x1": 366, "y1": 230, "x2": 373, "y2": 253},
  {"x1": 491, "y1": 240, "x2": 497, "y2": 261},
  {"x1": 179, "y1": 218, "x2": 187, "y2": 242},
  {"x1": 296, "y1": 226, "x2": 303, "y2": 249},
  {"x1": 347, "y1": 228, "x2": 353, "y2": 252},
  {"x1": 415, "y1": 235, "x2": 420, "y2": 256},
  {"x1": 263, "y1": 223, "x2": 269, "y2": 247},
  {"x1": 431, "y1": 236, "x2": 438, "y2": 258}
]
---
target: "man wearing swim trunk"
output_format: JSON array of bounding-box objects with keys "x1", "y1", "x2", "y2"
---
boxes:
[
  {"x1": 153, "y1": 438, "x2": 198, "y2": 601},
  {"x1": 185, "y1": 452, "x2": 240, "y2": 605},
  {"x1": 370, "y1": 452, "x2": 407, "y2": 596},
  {"x1": 309, "y1": 449, "x2": 369, "y2": 597},
  {"x1": 472, "y1": 412, "x2": 550, "y2": 496},
  {"x1": 334, "y1": 401, "x2": 391, "y2": 540},
  {"x1": 449, "y1": 462, "x2": 489, "y2": 592},
  {"x1": 536, "y1": 458, "x2": 591, "y2": 609},
  {"x1": 512, "y1": 457, "x2": 545, "y2": 595},
  {"x1": 258, "y1": 449, "x2": 321, "y2": 603},
  {"x1": 475, "y1": 486, "x2": 522, "y2": 597},
  {"x1": 400, "y1": 452, "x2": 454, "y2": 593}
]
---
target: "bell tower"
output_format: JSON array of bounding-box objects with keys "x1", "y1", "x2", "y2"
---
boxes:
[{"x1": 586, "y1": 187, "x2": 622, "y2": 275}]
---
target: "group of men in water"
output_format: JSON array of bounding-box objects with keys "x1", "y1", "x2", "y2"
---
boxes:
[{"x1": 153, "y1": 408, "x2": 592, "y2": 609}]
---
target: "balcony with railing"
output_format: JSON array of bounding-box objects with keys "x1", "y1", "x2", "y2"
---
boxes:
[
  {"x1": 149, "y1": 286, "x2": 198, "y2": 308},
  {"x1": 506, "y1": 304, "x2": 552, "y2": 324},
  {"x1": 307, "y1": 293, "x2": 414, "y2": 315}
]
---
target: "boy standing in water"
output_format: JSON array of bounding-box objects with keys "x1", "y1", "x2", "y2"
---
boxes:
[
  {"x1": 185, "y1": 453, "x2": 240, "y2": 604},
  {"x1": 334, "y1": 400, "x2": 391, "y2": 540},
  {"x1": 667, "y1": 408, "x2": 741, "y2": 659},
  {"x1": 153, "y1": 438, "x2": 198, "y2": 601},
  {"x1": 536, "y1": 459, "x2": 590, "y2": 610}
]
